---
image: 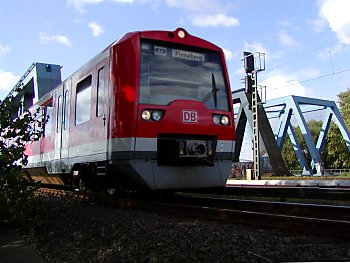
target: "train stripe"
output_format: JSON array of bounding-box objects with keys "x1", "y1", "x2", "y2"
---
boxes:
[{"x1": 27, "y1": 137, "x2": 235, "y2": 170}]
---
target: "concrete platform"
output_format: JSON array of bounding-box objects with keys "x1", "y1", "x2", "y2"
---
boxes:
[
  {"x1": 0, "y1": 228, "x2": 45, "y2": 263},
  {"x1": 227, "y1": 179, "x2": 350, "y2": 187}
]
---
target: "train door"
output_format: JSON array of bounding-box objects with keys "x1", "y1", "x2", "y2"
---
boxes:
[
  {"x1": 92, "y1": 59, "x2": 109, "y2": 154},
  {"x1": 54, "y1": 86, "x2": 63, "y2": 161},
  {"x1": 41, "y1": 98, "x2": 53, "y2": 163},
  {"x1": 61, "y1": 79, "x2": 71, "y2": 161}
]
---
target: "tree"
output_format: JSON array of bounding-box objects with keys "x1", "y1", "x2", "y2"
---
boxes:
[
  {"x1": 337, "y1": 89, "x2": 350, "y2": 126},
  {"x1": 0, "y1": 92, "x2": 43, "y2": 228},
  {"x1": 281, "y1": 121, "x2": 322, "y2": 171},
  {"x1": 281, "y1": 128, "x2": 301, "y2": 171},
  {"x1": 325, "y1": 89, "x2": 350, "y2": 169}
]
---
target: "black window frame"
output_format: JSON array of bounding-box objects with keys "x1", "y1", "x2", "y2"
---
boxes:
[{"x1": 75, "y1": 75, "x2": 92, "y2": 126}]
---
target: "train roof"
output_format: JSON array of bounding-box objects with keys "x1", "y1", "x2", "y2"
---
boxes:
[{"x1": 9, "y1": 28, "x2": 225, "y2": 111}]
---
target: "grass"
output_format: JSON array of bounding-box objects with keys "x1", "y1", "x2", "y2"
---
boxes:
[{"x1": 230, "y1": 173, "x2": 350, "y2": 180}]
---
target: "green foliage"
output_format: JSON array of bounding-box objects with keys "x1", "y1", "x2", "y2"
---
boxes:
[
  {"x1": 0, "y1": 170, "x2": 41, "y2": 228},
  {"x1": 337, "y1": 89, "x2": 350, "y2": 127},
  {"x1": 281, "y1": 130, "x2": 301, "y2": 170},
  {"x1": 281, "y1": 122, "x2": 320, "y2": 171},
  {"x1": 325, "y1": 124, "x2": 350, "y2": 168},
  {"x1": 324, "y1": 89, "x2": 350, "y2": 168},
  {"x1": 0, "y1": 93, "x2": 43, "y2": 228},
  {"x1": 0, "y1": 96, "x2": 43, "y2": 171}
]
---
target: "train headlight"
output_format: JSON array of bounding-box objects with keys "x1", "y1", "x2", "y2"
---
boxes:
[
  {"x1": 151, "y1": 110, "x2": 163, "y2": 121},
  {"x1": 221, "y1": 115, "x2": 230, "y2": 126},
  {"x1": 141, "y1": 110, "x2": 151, "y2": 121},
  {"x1": 213, "y1": 115, "x2": 221, "y2": 125},
  {"x1": 213, "y1": 114, "x2": 230, "y2": 126},
  {"x1": 177, "y1": 29, "x2": 186, "y2": 39}
]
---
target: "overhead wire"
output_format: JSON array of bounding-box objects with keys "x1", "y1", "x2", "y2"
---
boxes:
[
  {"x1": 267, "y1": 68, "x2": 350, "y2": 91},
  {"x1": 267, "y1": 34, "x2": 350, "y2": 72},
  {"x1": 257, "y1": 34, "x2": 350, "y2": 92}
]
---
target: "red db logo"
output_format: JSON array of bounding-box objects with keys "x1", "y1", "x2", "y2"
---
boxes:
[{"x1": 182, "y1": 110, "x2": 198, "y2": 123}]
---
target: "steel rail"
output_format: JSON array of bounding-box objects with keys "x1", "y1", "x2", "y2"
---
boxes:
[
  {"x1": 37, "y1": 187, "x2": 350, "y2": 238},
  {"x1": 164, "y1": 195, "x2": 350, "y2": 221},
  {"x1": 185, "y1": 186, "x2": 350, "y2": 201},
  {"x1": 133, "y1": 199, "x2": 350, "y2": 238}
]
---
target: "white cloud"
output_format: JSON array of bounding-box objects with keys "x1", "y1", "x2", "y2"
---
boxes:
[
  {"x1": 289, "y1": 68, "x2": 321, "y2": 81},
  {"x1": 0, "y1": 70, "x2": 20, "y2": 96},
  {"x1": 244, "y1": 41, "x2": 267, "y2": 55},
  {"x1": 317, "y1": 42, "x2": 349, "y2": 59},
  {"x1": 111, "y1": 0, "x2": 134, "y2": 2},
  {"x1": 68, "y1": 0, "x2": 133, "y2": 12},
  {"x1": 163, "y1": 0, "x2": 238, "y2": 28},
  {"x1": 164, "y1": 0, "x2": 228, "y2": 14},
  {"x1": 0, "y1": 44, "x2": 11, "y2": 55},
  {"x1": 192, "y1": 14, "x2": 239, "y2": 27},
  {"x1": 67, "y1": 0, "x2": 104, "y2": 13},
  {"x1": 260, "y1": 68, "x2": 320, "y2": 100},
  {"x1": 319, "y1": 0, "x2": 350, "y2": 45},
  {"x1": 243, "y1": 41, "x2": 282, "y2": 63},
  {"x1": 261, "y1": 75, "x2": 309, "y2": 101},
  {"x1": 277, "y1": 30, "x2": 301, "y2": 48},
  {"x1": 222, "y1": 48, "x2": 233, "y2": 61},
  {"x1": 310, "y1": 18, "x2": 327, "y2": 33},
  {"x1": 233, "y1": 66, "x2": 245, "y2": 77},
  {"x1": 68, "y1": 0, "x2": 237, "y2": 28},
  {"x1": 276, "y1": 21, "x2": 294, "y2": 28},
  {"x1": 39, "y1": 32, "x2": 72, "y2": 48},
  {"x1": 88, "y1": 21, "x2": 104, "y2": 36}
]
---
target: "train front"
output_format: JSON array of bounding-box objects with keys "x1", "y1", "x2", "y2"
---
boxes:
[{"x1": 113, "y1": 28, "x2": 236, "y2": 190}]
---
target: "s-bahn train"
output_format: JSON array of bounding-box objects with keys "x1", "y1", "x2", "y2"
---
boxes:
[{"x1": 24, "y1": 28, "x2": 236, "y2": 192}]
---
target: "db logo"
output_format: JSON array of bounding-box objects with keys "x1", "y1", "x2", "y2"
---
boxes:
[{"x1": 182, "y1": 110, "x2": 198, "y2": 123}]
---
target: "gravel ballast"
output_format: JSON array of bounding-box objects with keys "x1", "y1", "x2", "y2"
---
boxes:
[{"x1": 22, "y1": 196, "x2": 350, "y2": 262}]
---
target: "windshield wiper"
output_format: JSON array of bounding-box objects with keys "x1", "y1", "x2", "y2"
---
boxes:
[
  {"x1": 211, "y1": 73, "x2": 218, "y2": 109},
  {"x1": 202, "y1": 73, "x2": 219, "y2": 109}
]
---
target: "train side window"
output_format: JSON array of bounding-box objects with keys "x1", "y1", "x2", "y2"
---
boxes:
[
  {"x1": 44, "y1": 101, "x2": 53, "y2": 137},
  {"x1": 56, "y1": 95, "x2": 62, "y2": 133},
  {"x1": 75, "y1": 75, "x2": 92, "y2": 125},
  {"x1": 63, "y1": 90, "x2": 70, "y2": 130},
  {"x1": 34, "y1": 106, "x2": 43, "y2": 135},
  {"x1": 96, "y1": 67, "x2": 105, "y2": 117}
]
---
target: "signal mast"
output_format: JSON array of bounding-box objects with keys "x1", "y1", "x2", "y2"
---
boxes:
[{"x1": 243, "y1": 52, "x2": 265, "y2": 180}]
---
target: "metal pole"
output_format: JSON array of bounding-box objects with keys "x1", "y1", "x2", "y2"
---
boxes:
[
  {"x1": 243, "y1": 51, "x2": 265, "y2": 180},
  {"x1": 251, "y1": 71, "x2": 260, "y2": 180}
]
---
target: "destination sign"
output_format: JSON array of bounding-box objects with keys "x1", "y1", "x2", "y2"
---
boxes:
[{"x1": 172, "y1": 49, "x2": 205, "y2": 62}]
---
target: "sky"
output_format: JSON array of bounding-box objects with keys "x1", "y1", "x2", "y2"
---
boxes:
[
  {"x1": 1, "y1": 0, "x2": 350, "y2": 162},
  {"x1": 1, "y1": 0, "x2": 350, "y2": 103}
]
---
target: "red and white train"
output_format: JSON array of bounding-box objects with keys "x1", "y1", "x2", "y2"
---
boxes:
[{"x1": 24, "y1": 28, "x2": 236, "y2": 192}]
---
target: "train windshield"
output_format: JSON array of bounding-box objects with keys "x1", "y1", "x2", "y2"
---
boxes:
[{"x1": 140, "y1": 41, "x2": 229, "y2": 111}]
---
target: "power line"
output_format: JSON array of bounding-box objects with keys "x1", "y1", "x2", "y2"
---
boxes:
[
  {"x1": 268, "y1": 68, "x2": 350, "y2": 91},
  {"x1": 329, "y1": 49, "x2": 335, "y2": 74},
  {"x1": 267, "y1": 34, "x2": 350, "y2": 72}
]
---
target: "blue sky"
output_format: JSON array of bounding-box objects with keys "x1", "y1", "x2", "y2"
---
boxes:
[{"x1": 1, "y1": 0, "x2": 350, "y2": 103}]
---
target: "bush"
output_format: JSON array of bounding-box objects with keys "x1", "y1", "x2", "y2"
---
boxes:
[
  {"x1": 0, "y1": 169, "x2": 41, "y2": 228},
  {"x1": 0, "y1": 93, "x2": 44, "y2": 229}
]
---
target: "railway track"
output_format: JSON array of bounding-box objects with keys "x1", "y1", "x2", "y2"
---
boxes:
[
  {"x1": 152, "y1": 195, "x2": 350, "y2": 237},
  {"x1": 37, "y1": 187, "x2": 350, "y2": 239},
  {"x1": 187, "y1": 185, "x2": 350, "y2": 201}
]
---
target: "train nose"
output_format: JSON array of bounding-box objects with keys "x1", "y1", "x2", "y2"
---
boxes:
[
  {"x1": 157, "y1": 136, "x2": 216, "y2": 166},
  {"x1": 186, "y1": 141, "x2": 207, "y2": 157}
]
